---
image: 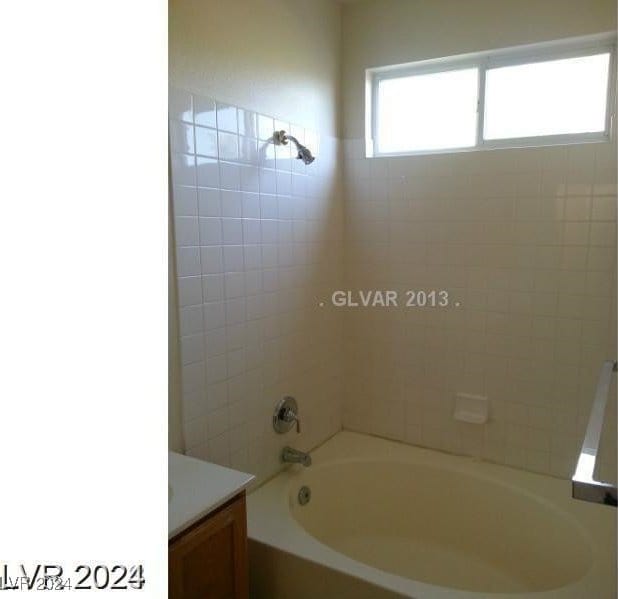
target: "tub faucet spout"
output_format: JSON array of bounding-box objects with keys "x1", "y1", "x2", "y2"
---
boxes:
[{"x1": 282, "y1": 446, "x2": 312, "y2": 467}]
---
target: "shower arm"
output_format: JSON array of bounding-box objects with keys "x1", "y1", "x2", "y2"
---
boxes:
[
  {"x1": 273, "y1": 130, "x2": 299, "y2": 147},
  {"x1": 273, "y1": 130, "x2": 298, "y2": 147}
]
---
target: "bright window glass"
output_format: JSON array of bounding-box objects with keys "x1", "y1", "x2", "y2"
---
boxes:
[
  {"x1": 484, "y1": 53, "x2": 611, "y2": 140},
  {"x1": 377, "y1": 68, "x2": 479, "y2": 153}
]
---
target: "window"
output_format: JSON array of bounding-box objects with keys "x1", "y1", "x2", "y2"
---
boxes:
[
  {"x1": 377, "y1": 68, "x2": 479, "y2": 153},
  {"x1": 484, "y1": 54, "x2": 610, "y2": 140},
  {"x1": 368, "y1": 34, "x2": 615, "y2": 156}
]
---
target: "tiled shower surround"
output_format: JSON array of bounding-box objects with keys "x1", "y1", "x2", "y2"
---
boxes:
[
  {"x1": 169, "y1": 88, "x2": 343, "y2": 482},
  {"x1": 170, "y1": 86, "x2": 616, "y2": 482},
  {"x1": 343, "y1": 140, "x2": 617, "y2": 478}
]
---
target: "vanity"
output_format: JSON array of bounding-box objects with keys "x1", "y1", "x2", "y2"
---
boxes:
[{"x1": 169, "y1": 452, "x2": 254, "y2": 598}]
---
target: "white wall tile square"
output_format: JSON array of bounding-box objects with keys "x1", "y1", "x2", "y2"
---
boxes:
[
  {"x1": 238, "y1": 108, "x2": 257, "y2": 138},
  {"x1": 195, "y1": 126, "x2": 218, "y2": 158},
  {"x1": 176, "y1": 246, "x2": 201, "y2": 277},
  {"x1": 200, "y1": 246, "x2": 223, "y2": 275},
  {"x1": 216, "y1": 103, "x2": 238, "y2": 133},
  {"x1": 257, "y1": 114, "x2": 274, "y2": 142},
  {"x1": 199, "y1": 218, "x2": 222, "y2": 246},
  {"x1": 223, "y1": 246, "x2": 244, "y2": 272},
  {"x1": 219, "y1": 162, "x2": 241, "y2": 191},
  {"x1": 220, "y1": 190, "x2": 242, "y2": 218},
  {"x1": 196, "y1": 156, "x2": 219, "y2": 188},
  {"x1": 239, "y1": 137, "x2": 258, "y2": 165},
  {"x1": 171, "y1": 153, "x2": 196, "y2": 187},
  {"x1": 173, "y1": 186, "x2": 198, "y2": 217},
  {"x1": 218, "y1": 131, "x2": 239, "y2": 162},
  {"x1": 222, "y1": 219, "x2": 243, "y2": 245},
  {"x1": 204, "y1": 301, "x2": 226, "y2": 331},
  {"x1": 198, "y1": 188, "x2": 221, "y2": 217},
  {"x1": 193, "y1": 95, "x2": 217, "y2": 128},
  {"x1": 241, "y1": 192, "x2": 260, "y2": 218},
  {"x1": 169, "y1": 120, "x2": 195, "y2": 154},
  {"x1": 203, "y1": 274, "x2": 224, "y2": 303},
  {"x1": 240, "y1": 165, "x2": 259, "y2": 192},
  {"x1": 177, "y1": 276, "x2": 203, "y2": 307},
  {"x1": 175, "y1": 216, "x2": 199, "y2": 247},
  {"x1": 259, "y1": 169, "x2": 277, "y2": 194},
  {"x1": 180, "y1": 305, "x2": 204, "y2": 336},
  {"x1": 181, "y1": 334, "x2": 205, "y2": 365}
]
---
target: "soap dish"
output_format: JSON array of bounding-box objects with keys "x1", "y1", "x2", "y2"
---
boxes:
[{"x1": 454, "y1": 393, "x2": 488, "y2": 424}]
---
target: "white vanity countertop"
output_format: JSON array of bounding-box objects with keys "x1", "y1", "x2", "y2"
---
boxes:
[{"x1": 169, "y1": 451, "x2": 254, "y2": 539}]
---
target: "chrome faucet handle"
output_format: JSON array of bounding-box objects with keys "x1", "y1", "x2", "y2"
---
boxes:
[
  {"x1": 273, "y1": 396, "x2": 300, "y2": 434},
  {"x1": 282, "y1": 408, "x2": 300, "y2": 433}
]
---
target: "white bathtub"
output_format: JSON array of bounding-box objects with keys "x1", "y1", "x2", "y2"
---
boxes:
[{"x1": 247, "y1": 432, "x2": 616, "y2": 599}]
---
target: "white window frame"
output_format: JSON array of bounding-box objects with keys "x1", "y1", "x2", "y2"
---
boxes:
[{"x1": 367, "y1": 32, "x2": 617, "y2": 158}]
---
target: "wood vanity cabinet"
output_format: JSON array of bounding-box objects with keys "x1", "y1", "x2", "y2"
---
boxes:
[{"x1": 169, "y1": 492, "x2": 249, "y2": 599}]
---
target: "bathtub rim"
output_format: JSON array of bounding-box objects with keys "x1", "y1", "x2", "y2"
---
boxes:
[{"x1": 247, "y1": 431, "x2": 616, "y2": 599}]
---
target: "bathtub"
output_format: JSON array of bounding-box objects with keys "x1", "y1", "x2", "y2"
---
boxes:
[{"x1": 247, "y1": 432, "x2": 616, "y2": 599}]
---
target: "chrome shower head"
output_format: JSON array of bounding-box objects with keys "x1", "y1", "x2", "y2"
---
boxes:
[
  {"x1": 296, "y1": 144, "x2": 315, "y2": 165},
  {"x1": 273, "y1": 130, "x2": 315, "y2": 165}
]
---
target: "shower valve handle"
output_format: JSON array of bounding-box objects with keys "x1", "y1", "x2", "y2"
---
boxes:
[
  {"x1": 283, "y1": 409, "x2": 301, "y2": 433},
  {"x1": 273, "y1": 396, "x2": 301, "y2": 434}
]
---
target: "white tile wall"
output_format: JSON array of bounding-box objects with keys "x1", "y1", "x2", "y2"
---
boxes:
[
  {"x1": 170, "y1": 88, "x2": 343, "y2": 482},
  {"x1": 170, "y1": 86, "x2": 616, "y2": 482},
  {"x1": 342, "y1": 140, "x2": 617, "y2": 478}
]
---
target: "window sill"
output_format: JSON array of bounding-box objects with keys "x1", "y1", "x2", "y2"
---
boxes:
[{"x1": 368, "y1": 133, "x2": 612, "y2": 159}]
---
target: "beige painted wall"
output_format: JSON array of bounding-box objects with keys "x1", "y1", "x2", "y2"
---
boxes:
[
  {"x1": 341, "y1": 0, "x2": 616, "y2": 138},
  {"x1": 169, "y1": 0, "x2": 342, "y2": 138}
]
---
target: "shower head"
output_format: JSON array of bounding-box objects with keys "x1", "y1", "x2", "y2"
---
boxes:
[
  {"x1": 296, "y1": 144, "x2": 315, "y2": 165},
  {"x1": 273, "y1": 130, "x2": 315, "y2": 165}
]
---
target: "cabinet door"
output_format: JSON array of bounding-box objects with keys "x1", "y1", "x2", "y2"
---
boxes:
[{"x1": 169, "y1": 493, "x2": 249, "y2": 599}]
